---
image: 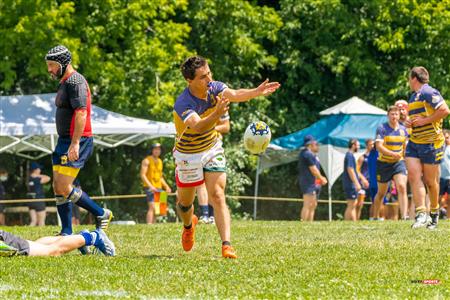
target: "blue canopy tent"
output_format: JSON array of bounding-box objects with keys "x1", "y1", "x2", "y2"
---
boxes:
[{"x1": 256, "y1": 97, "x2": 387, "y2": 220}]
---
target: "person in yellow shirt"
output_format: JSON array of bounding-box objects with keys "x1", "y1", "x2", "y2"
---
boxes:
[{"x1": 140, "y1": 143, "x2": 172, "y2": 224}]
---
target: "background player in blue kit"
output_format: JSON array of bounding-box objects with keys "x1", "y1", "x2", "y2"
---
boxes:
[{"x1": 298, "y1": 135, "x2": 327, "y2": 221}]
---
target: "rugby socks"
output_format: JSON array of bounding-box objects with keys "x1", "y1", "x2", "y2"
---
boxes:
[
  {"x1": 76, "y1": 191, "x2": 105, "y2": 217},
  {"x1": 56, "y1": 197, "x2": 73, "y2": 235},
  {"x1": 79, "y1": 230, "x2": 99, "y2": 246},
  {"x1": 184, "y1": 223, "x2": 192, "y2": 230},
  {"x1": 200, "y1": 205, "x2": 209, "y2": 218},
  {"x1": 208, "y1": 205, "x2": 214, "y2": 217}
]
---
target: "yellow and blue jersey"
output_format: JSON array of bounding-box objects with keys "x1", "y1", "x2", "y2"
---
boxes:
[
  {"x1": 142, "y1": 156, "x2": 163, "y2": 189},
  {"x1": 408, "y1": 84, "x2": 445, "y2": 145},
  {"x1": 376, "y1": 123, "x2": 408, "y2": 163},
  {"x1": 173, "y1": 81, "x2": 228, "y2": 154}
]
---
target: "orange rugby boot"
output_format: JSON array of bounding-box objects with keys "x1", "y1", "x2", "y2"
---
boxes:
[
  {"x1": 182, "y1": 215, "x2": 198, "y2": 252},
  {"x1": 222, "y1": 245, "x2": 238, "y2": 259}
]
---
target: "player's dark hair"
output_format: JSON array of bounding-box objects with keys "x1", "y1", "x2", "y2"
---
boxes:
[
  {"x1": 365, "y1": 138, "x2": 373, "y2": 144},
  {"x1": 387, "y1": 105, "x2": 400, "y2": 113},
  {"x1": 181, "y1": 56, "x2": 207, "y2": 80},
  {"x1": 348, "y1": 139, "x2": 358, "y2": 149},
  {"x1": 410, "y1": 66, "x2": 429, "y2": 84}
]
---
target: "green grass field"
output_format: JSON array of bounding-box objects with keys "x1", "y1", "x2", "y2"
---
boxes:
[{"x1": 1, "y1": 220, "x2": 449, "y2": 299}]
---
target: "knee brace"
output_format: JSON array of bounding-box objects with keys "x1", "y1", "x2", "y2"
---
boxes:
[
  {"x1": 55, "y1": 195, "x2": 69, "y2": 206},
  {"x1": 67, "y1": 187, "x2": 82, "y2": 204},
  {"x1": 177, "y1": 202, "x2": 193, "y2": 212}
]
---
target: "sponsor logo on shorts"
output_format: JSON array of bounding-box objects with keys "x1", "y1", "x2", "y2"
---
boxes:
[{"x1": 61, "y1": 155, "x2": 68, "y2": 165}]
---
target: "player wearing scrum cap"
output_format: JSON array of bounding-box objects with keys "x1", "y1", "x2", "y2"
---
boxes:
[{"x1": 45, "y1": 45, "x2": 113, "y2": 238}]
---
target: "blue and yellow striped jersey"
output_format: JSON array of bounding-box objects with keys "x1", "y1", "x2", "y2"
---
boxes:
[
  {"x1": 173, "y1": 81, "x2": 228, "y2": 154},
  {"x1": 408, "y1": 84, "x2": 445, "y2": 145},
  {"x1": 375, "y1": 122, "x2": 408, "y2": 163}
]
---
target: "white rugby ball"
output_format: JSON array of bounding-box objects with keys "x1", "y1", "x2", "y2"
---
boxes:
[{"x1": 244, "y1": 121, "x2": 271, "y2": 154}]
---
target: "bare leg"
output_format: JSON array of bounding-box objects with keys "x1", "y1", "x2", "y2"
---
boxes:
[
  {"x1": 393, "y1": 174, "x2": 408, "y2": 219},
  {"x1": 406, "y1": 158, "x2": 426, "y2": 212},
  {"x1": 356, "y1": 194, "x2": 365, "y2": 220},
  {"x1": 301, "y1": 194, "x2": 316, "y2": 221},
  {"x1": 373, "y1": 182, "x2": 389, "y2": 219},
  {"x1": 176, "y1": 187, "x2": 196, "y2": 226},
  {"x1": 28, "y1": 235, "x2": 85, "y2": 256},
  {"x1": 423, "y1": 164, "x2": 440, "y2": 213},
  {"x1": 205, "y1": 172, "x2": 230, "y2": 242},
  {"x1": 0, "y1": 212, "x2": 4, "y2": 225},
  {"x1": 35, "y1": 236, "x2": 64, "y2": 245},
  {"x1": 345, "y1": 200, "x2": 357, "y2": 221},
  {"x1": 197, "y1": 183, "x2": 208, "y2": 206},
  {"x1": 146, "y1": 202, "x2": 155, "y2": 224},
  {"x1": 29, "y1": 209, "x2": 37, "y2": 226},
  {"x1": 36, "y1": 210, "x2": 46, "y2": 226}
]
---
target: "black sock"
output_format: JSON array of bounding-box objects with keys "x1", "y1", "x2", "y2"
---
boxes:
[
  {"x1": 222, "y1": 241, "x2": 231, "y2": 246},
  {"x1": 184, "y1": 223, "x2": 192, "y2": 229}
]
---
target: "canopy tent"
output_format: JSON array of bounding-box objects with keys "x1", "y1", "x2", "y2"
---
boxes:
[
  {"x1": 0, "y1": 93, "x2": 176, "y2": 160},
  {"x1": 254, "y1": 97, "x2": 387, "y2": 220}
]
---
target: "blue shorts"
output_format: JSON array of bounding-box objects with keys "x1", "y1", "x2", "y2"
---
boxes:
[
  {"x1": 299, "y1": 184, "x2": 321, "y2": 196},
  {"x1": 440, "y1": 178, "x2": 450, "y2": 196},
  {"x1": 144, "y1": 188, "x2": 155, "y2": 203},
  {"x1": 344, "y1": 186, "x2": 358, "y2": 200},
  {"x1": 52, "y1": 137, "x2": 94, "y2": 169},
  {"x1": 376, "y1": 160, "x2": 407, "y2": 183},
  {"x1": 405, "y1": 140, "x2": 444, "y2": 164}
]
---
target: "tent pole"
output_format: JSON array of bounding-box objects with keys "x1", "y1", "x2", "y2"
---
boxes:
[
  {"x1": 253, "y1": 155, "x2": 261, "y2": 220},
  {"x1": 95, "y1": 152, "x2": 106, "y2": 207},
  {"x1": 328, "y1": 145, "x2": 332, "y2": 222}
]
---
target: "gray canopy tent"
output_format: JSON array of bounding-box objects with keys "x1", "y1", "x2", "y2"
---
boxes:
[{"x1": 0, "y1": 93, "x2": 175, "y2": 195}]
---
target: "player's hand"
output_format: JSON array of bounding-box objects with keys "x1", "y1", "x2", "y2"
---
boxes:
[
  {"x1": 257, "y1": 79, "x2": 281, "y2": 97},
  {"x1": 150, "y1": 186, "x2": 159, "y2": 193},
  {"x1": 361, "y1": 178, "x2": 369, "y2": 189},
  {"x1": 68, "y1": 142, "x2": 80, "y2": 162},
  {"x1": 320, "y1": 176, "x2": 328, "y2": 185},
  {"x1": 391, "y1": 152, "x2": 402, "y2": 160},
  {"x1": 355, "y1": 183, "x2": 362, "y2": 192},
  {"x1": 214, "y1": 95, "x2": 229, "y2": 116},
  {"x1": 411, "y1": 116, "x2": 428, "y2": 127},
  {"x1": 404, "y1": 118, "x2": 412, "y2": 128},
  {"x1": 165, "y1": 186, "x2": 172, "y2": 193}
]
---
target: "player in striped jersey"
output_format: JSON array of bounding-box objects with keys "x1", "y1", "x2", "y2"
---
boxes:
[
  {"x1": 372, "y1": 106, "x2": 409, "y2": 220},
  {"x1": 173, "y1": 56, "x2": 280, "y2": 258},
  {"x1": 405, "y1": 67, "x2": 450, "y2": 229}
]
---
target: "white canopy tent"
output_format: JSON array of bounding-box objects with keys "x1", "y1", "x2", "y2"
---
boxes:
[{"x1": 0, "y1": 93, "x2": 175, "y2": 160}]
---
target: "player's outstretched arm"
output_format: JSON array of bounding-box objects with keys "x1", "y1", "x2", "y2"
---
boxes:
[{"x1": 223, "y1": 79, "x2": 280, "y2": 103}]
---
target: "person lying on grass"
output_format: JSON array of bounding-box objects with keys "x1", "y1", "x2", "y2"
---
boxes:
[{"x1": 0, "y1": 229, "x2": 115, "y2": 257}]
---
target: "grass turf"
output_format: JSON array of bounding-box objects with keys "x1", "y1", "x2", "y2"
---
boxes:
[{"x1": 0, "y1": 220, "x2": 449, "y2": 299}]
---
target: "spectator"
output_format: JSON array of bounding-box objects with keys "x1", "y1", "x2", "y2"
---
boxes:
[
  {"x1": 27, "y1": 162, "x2": 51, "y2": 226},
  {"x1": 439, "y1": 130, "x2": 450, "y2": 220},
  {"x1": 343, "y1": 139, "x2": 365, "y2": 221},
  {"x1": 367, "y1": 143, "x2": 380, "y2": 220},
  {"x1": 140, "y1": 143, "x2": 172, "y2": 224},
  {"x1": 0, "y1": 168, "x2": 8, "y2": 225},
  {"x1": 298, "y1": 135, "x2": 327, "y2": 221},
  {"x1": 356, "y1": 139, "x2": 372, "y2": 219}
]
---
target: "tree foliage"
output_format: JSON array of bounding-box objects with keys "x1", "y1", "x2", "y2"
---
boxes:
[{"x1": 0, "y1": 0, "x2": 449, "y2": 220}]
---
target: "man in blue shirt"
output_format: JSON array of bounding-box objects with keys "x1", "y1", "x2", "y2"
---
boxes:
[
  {"x1": 27, "y1": 162, "x2": 51, "y2": 226},
  {"x1": 298, "y1": 135, "x2": 327, "y2": 221},
  {"x1": 343, "y1": 139, "x2": 365, "y2": 221},
  {"x1": 439, "y1": 130, "x2": 450, "y2": 219}
]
